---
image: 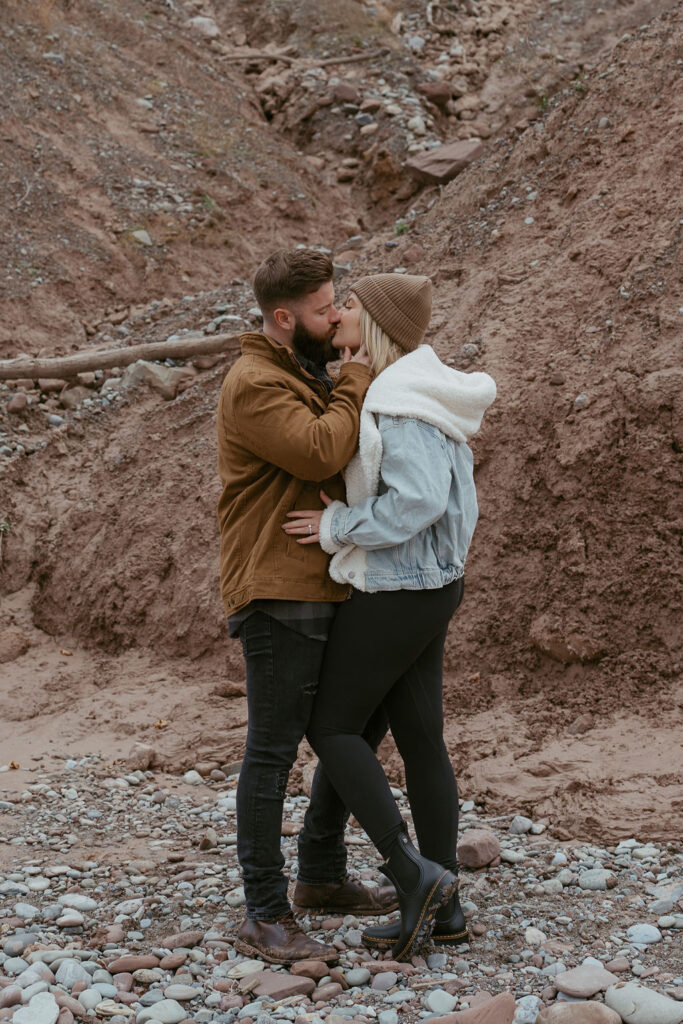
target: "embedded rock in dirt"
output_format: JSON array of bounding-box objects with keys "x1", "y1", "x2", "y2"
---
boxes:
[
  {"x1": 529, "y1": 613, "x2": 605, "y2": 664},
  {"x1": 0, "y1": 628, "x2": 30, "y2": 664},
  {"x1": 120, "y1": 361, "x2": 197, "y2": 401},
  {"x1": 405, "y1": 139, "x2": 483, "y2": 185}
]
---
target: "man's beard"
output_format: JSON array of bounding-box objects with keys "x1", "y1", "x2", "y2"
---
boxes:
[{"x1": 292, "y1": 319, "x2": 338, "y2": 366}]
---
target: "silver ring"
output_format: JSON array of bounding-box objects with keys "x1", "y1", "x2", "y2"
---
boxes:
[{"x1": 308, "y1": 524, "x2": 313, "y2": 535}]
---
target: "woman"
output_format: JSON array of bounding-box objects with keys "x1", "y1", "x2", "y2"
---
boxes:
[{"x1": 283, "y1": 273, "x2": 496, "y2": 960}]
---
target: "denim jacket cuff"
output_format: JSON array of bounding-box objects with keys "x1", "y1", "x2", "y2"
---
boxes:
[{"x1": 319, "y1": 501, "x2": 347, "y2": 554}]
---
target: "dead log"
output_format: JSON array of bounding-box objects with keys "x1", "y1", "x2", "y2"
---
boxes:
[{"x1": 0, "y1": 331, "x2": 242, "y2": 381}]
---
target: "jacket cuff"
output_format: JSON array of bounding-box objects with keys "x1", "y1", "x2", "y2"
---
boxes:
[{"x1": 319, "y1": 501, "x2": 347, "y2": 554}]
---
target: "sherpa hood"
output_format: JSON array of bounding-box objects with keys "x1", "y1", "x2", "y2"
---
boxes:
[{"x1": 363, "y1": 344, "x2": 496, "y2": 442}]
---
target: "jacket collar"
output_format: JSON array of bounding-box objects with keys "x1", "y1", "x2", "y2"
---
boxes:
[{"x1": 240, "y1": 331, "x2": 329, "y2": 391}]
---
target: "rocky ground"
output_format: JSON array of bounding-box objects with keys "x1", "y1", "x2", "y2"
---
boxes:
[{"x1": 1, "y1": 755, "x2": 682, "y2": 1024}]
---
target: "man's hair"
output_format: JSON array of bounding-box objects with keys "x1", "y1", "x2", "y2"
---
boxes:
[{"x1": 253, "y1": 249, "x2": 333, "y2": 315}]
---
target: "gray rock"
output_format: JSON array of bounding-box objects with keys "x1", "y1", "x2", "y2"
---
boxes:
[
  {"x1": 60, "y1": 893, "x2": 98, "y2": 912},
  {"x1": 510, "y1": 815, "x2": 533, "y2": 834},
  {"x1": 514, "y1": 994, "x2": 543, "y2": 1023},
  {"x1": 3, "y1": 957, "x2": 29, "y2": 975},
  {"x1": 55, "y1": 958, "x2": 91, "y2": 989},
  {"x1": 344, "y1": 968, "x2": 371, "y2": 987},
  {"x1": 78, "y1": 988, "x2": 103, "y2": 1011},
  {"x1": 3, "y1": 936, "x2": 29, "y2": 957},
  {"x1": 0, "y1": 881, "x2": 29, "y2": 896},
  {"x1": 425, "y1": 989, "x2": 458, "y2": 1014},
  {"x1": 579, "y1": 868, "x2": 616, "y2": 891},
  {"x1": 605, "y1": 982, "x2": 683, "y2": 1024},
  {"x1": 372, "y1": 971, "x2": 398, "y2": 991},
  {"x1": 626, "y1": 924, "x2": 662, "y2": 944},
  {"x1": 13, "y1": 992, "x2": 59, "y2": 1024},
  {"x1": 13, "y1": 903, "x2": 39, "y2": 920},
  {"x1": 163, "y1": 984, "x2": 201, "y2": 1000},
  {"x1": 137, "y1": 999, "x2": 196, "y2": 1022}
]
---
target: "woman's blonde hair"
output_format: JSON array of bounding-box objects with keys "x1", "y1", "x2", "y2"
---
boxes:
[{"x1": 359, "y1": 305, "x2": 404, "y2": 376}]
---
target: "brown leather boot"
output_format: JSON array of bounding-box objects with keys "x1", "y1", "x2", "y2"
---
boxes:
[
  {"x1": 293, "y1": 874, "x2": 398, "y2": 916},
  {"x1": 234, "y1": 913, "x2": 338, "y2": 965}
]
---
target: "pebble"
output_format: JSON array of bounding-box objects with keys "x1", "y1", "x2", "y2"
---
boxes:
[
  {"x1": 55, "y1": 961, "x2": 91, "y2": 989},
  {"x1": 372, "y1": 971, "x2": 398, "y2": 991},
  {"x1": 344, "y1": 968, "x2": 371, "y2": 987},
  {"x1": 60, "y1": 894, "x2": 98, "y2": 912},
  {"x1": 163, "y1": 984, "x2": 201, "y2": 1000},
  {"x1": 626, "y1": 923, "x2": 662, "y2": 944},
  {"x1": 136, "y1": 999, "x2": 188, "y2": 1023},
  {"x1": 514, "y1": 994, "x2": 544, "y2": 1022},
  {"x1": 578, "y1": 868, "x2": 616, "y2": 890},
  {"x1": 510, "y1": 815, "x2": 533, "y2": 834},
  {"x1": 425, "y1": 988, "x2": 458, "y2": 1013}
]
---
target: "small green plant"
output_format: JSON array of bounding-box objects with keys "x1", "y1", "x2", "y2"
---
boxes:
[
  {"x1": 201, "y1": 194, "x2": 217, "y2": 211},
  {"x1": 536, "y1": 93, "x2": 549, "y2": 111},
  {"x1": 573, "y1": 73, "x2": 587, "y2": 95},
  {"x1": 394, "y1": 220, "x2": 409, "y2": 236}
]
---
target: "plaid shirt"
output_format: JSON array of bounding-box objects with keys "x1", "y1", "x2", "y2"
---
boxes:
[{"x1": 228, "y1": 349, "x2": 338, "y2": 641}]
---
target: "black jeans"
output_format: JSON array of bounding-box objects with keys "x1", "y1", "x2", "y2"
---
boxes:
[
  {"x1": 307, "y1": 579, "x2": 464, "y2": 867},
  {"x1": 236, "y1": 612, "x2": 387, "y2": 920}
]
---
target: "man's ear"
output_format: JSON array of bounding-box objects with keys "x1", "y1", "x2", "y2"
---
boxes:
[{"x1": 273, "y1": 306, "x2": 294, "y2": 331}]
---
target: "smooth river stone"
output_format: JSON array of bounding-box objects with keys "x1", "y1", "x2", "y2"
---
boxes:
[
  {"x1": 136, "y1": 999, "x2": 188, "y2": 1023},
  {"x1": 162, "y1": 985, "x2": 201, "y2": 1001},
  {"x1": 555, "y1": 964, "x2": 620, "y2": 997},
  {"x1": 605, "y1": 982, "x2": 683, "y2": 1024},
  {"x1": 537, "y1": 1004, "x2": 622, "y2": 1024},
  {"x1": 107, "y1": 955, "x2": 160, "y2": 973},
  {"x1": 13, "y1": 992, "x2": 60, "y2": 1024}
]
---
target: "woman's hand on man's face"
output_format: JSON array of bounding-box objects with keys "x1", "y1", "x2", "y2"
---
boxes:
[
  {"x1": 283, "y1": 490, "x2": 332, "y2": 544},
  {"x1": 347, "y1": 342, "x2": 371, "y2": 367}
]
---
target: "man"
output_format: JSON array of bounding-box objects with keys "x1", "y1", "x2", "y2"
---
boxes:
[{"x1": 216, "y1": 248, "x2": 396, "y2": 964}]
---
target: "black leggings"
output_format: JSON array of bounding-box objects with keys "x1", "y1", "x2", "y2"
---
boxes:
[{"x1": 307, "y1": 578, "x2": 463, "y2": 867}]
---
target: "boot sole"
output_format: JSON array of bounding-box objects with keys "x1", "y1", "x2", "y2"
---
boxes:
[
  {"x1": 361, "y1": 925, "x2": 469, "y2": 951},
  {"x1": 234, "y1": 937, "x2": 338, "y2": 966},
  {"x1": 292, "y1": 899, "x2": 400, "y2": 917},
  {"x1": 392, "y1": 875, "x2": 458, "y2": 962}
]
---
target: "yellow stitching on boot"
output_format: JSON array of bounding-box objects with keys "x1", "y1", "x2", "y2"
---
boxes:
[{"x1": 394, "y1": 871, "x2": 446, "y2": 960}]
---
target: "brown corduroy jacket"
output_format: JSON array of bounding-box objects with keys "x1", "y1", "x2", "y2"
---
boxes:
[{"x1": 216, "y1": 332, "x2": 372, "y2": 616}]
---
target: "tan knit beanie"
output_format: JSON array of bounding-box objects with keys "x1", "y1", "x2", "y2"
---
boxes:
[{"x1": 352, "y1": 273, "x2": 432, "y2": 353}]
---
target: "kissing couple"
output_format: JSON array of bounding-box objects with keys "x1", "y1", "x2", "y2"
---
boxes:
[{"x1": 216, "y1": 248, "x2": 496, "y2": 963}]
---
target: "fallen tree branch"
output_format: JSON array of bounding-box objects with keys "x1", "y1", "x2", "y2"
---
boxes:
[
  {"x1": 220, "y1": 50, "x2": 299, "y2": 64},
  {"x1": 317, "y1": 48, "x2": 391, "y2": 67},
  {"x1": 219, "y1": 47, "x2": 390, "y2": 67},
  {"x1": 0, "y1": 331, "x2": 242, "y2": 381}
]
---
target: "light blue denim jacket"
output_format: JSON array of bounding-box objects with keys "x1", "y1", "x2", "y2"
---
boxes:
[
  {"x1": 318, "y1": 345, "x2": 496, "y2": 593},
  {"x1": 324, "y1": 414, "x2": 478, "y2": 591}
]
